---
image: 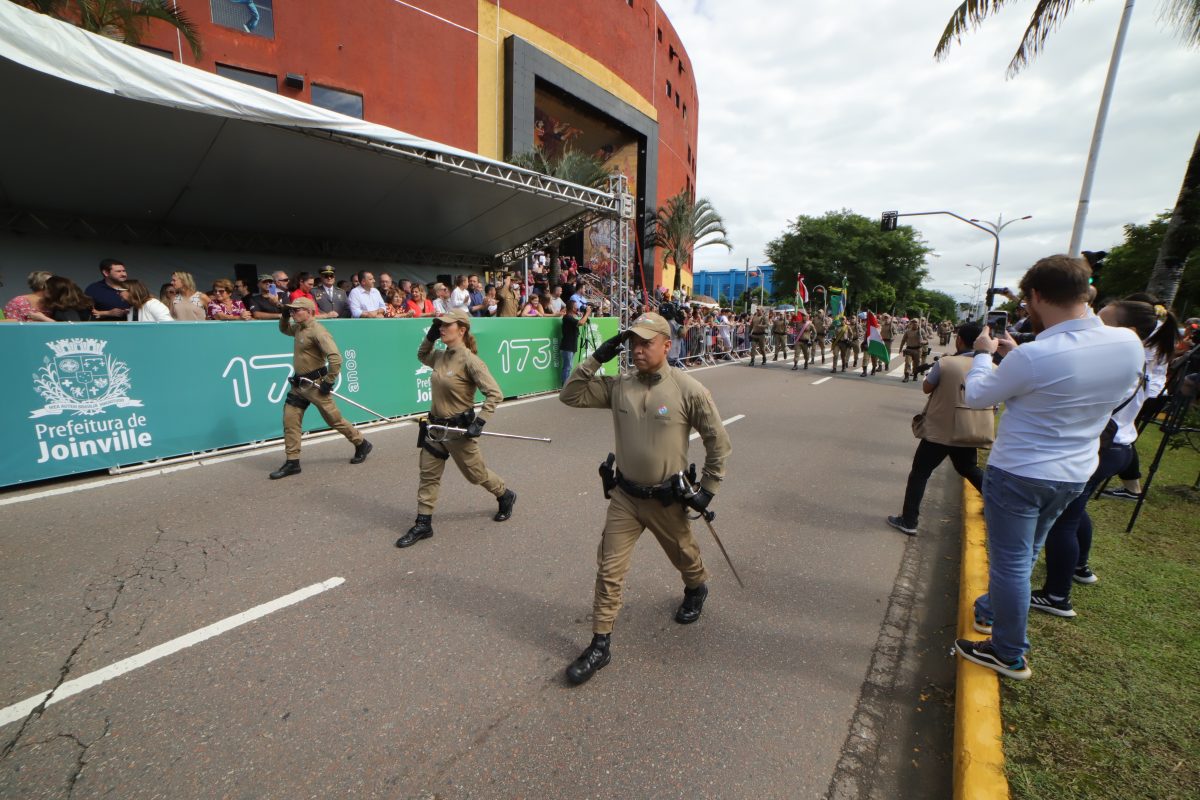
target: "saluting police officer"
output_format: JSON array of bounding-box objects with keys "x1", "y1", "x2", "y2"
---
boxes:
[
  {"x1": 269, "y1": 297, "x2": 372, "y2": 479},
  {"x1": 748, "y1": 310, "x2": 768, "y2": 366},
  {"x1": 396, "y1": 308, "x2": 517, "y2": 548},
  {"x1": 770, "y1": 312, "x2": 789, "y2": 361},
  {"x1": 559, "y1": 312, "x2": 732, "y2": 685}
]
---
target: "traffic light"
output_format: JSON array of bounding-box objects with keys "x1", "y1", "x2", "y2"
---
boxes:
[
  {"x1": 1082, "y1": 250, "x2": 1107, "y2": 285},
  {"x1": 881, "y1": 211, "x2": 898, "y2": 232}
]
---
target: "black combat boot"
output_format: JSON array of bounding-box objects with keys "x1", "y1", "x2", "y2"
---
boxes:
[
  {"x1": 350, "y1": 440, "x2": 373, "y2": 464},
  {"x1": 861, "y1": 366, "x2": 868, "y2": 377},
  {"x1": 395, "y1": 514, "x2": 433, "y2": 548},
  {"x1": 269, "y1": 460, "x2": 301, "y2": 480},
  {"x1": 566, "y1": 633, "x2": 611, "y2": 685},
  {"x1": 494, "y1": 489, "x2": 517, "y2": 521},
  {"x1": 674, "y1": 583, "x2": 709, "y2": 624}
]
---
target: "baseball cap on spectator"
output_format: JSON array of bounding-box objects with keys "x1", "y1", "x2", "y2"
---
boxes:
[
  {"x1": 436, "y1": 308, "x2": 472, "y2": 327},
  {"x1": 626, "y1": 312, "x2": 671, "y2": 340},
  {"x1": 286, "y1": 297, "x2": 316, "y2": 311},
  {"x1": 257, "y1": 274, "x2": 274, "y2": 283},
  {"x1": 320, "y1": 266, "x2": 336, "y2": 276}
]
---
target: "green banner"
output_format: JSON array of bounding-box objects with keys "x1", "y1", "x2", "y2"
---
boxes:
[{"x1": 3, "y1": 317, "x2": 618, "y2": 488}]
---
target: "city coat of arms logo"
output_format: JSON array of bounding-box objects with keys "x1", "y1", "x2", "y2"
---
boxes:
[{"x1": 30, "y1": 338, "x2": 143, "y2": 418}]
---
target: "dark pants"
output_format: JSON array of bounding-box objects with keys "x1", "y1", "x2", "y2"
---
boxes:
[
  {"x1": 1041, "y1": 443, "x2": 1133, "y2": 598},
  {"x1": 901, "y1": 439, "x2": 984, "y2": 526}
]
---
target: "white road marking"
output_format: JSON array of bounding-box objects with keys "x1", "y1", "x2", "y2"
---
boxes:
[
  {"x1": 689, "y1": 414, "x2": 745, "y2": 440},
  {"x1": 812, "y1": 377, "x2": 832, "y2": 385},
  {"x1": 888, "y1": 363, "x2": 907, "y2": 377},
  {"x1": 0, "y1": 577, "x2": 346, "y2": 729}
]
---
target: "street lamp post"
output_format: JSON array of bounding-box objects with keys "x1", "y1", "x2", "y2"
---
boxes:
[
  {"x1": 967, "y1": 262, "x2": 989, "y2": 318},
  {"x1": 970, "y1": 214, "x2": 1033, "y2": 307}
]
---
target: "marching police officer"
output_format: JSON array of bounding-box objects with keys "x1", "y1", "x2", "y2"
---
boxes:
[
  {"x1": 770, "y1": 312, "x2": 789, "y2": 362},
  {"x1": 748, "y1": 310, "x2": 768, "y2": 366},
  {"x1": 831, "y1": 317, "x2": 853, "y2": 373},
  {"x1": 901, "y1": 318, "x2": 928, "y2": 382},
  {"x1": 269, "y1": 297, "x2": 372, "y2": 479},
  {"x1": 559, "y1": 312, "x2": 732, "y2": 685},
  {"x1": 849, "y1": 313, "x2": 864, "y2": 369},
  {"x1": 792, "y1": 310, "x2": 815, "y2": 370},
  {"x1": 812, "y1": 309, "x2": 829, "y2": 364},
  {"x1": 880, "y1": 313, "x2": 896, "y2": 355},
  {"x1": 397, "y1": 309, "x2": 516, "y2": 547}
]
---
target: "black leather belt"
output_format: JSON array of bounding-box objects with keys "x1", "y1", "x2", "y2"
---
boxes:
[{"x1": 615, "y1": 471, "x2": 675, "y2": 503}]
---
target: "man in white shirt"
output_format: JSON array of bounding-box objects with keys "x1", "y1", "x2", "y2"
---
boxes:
[
  {"x1": 955, "y1": 255, "x2": 1142, "y2": 680},
  {"x1": 547, "y1": 285, "x2": 566, "y2": 316},
  {"x1": 348, "y1": 271, "x2": 386, "y2": 318}
]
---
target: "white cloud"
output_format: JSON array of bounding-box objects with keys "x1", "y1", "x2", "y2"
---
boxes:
[{"x1": 661, "y1": 0, "x2": 1200, "y2": 301}]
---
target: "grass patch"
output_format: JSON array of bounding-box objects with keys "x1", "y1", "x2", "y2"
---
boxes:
[{"x1": 1001, "y1": 426, "x2": 1200, "y2": 799}]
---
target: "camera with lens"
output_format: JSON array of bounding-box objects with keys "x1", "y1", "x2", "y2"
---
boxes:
[{"x1": 657, "y1": 301, "x2": 687, "y2": 325}]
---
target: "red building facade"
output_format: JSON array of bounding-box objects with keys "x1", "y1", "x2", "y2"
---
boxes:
[{"x1": 141, "y1": 0, "x2": 700, "y2": 291}]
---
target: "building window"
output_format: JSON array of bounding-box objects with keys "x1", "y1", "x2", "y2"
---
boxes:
[
  {"x1": 312, "y1": 84, "x2": 364, "y2": 119},
  {"x1": 678, "y1": 61, "x2": 685, "y2": 75},
  {"x1": 669, "y1": 44, "x2": 677, "y2": 62},
  {"x1": 665, "y1": 80, "x2": 672, "y2": 99},
  {"x1": 138, "y1": 45, "x2": 174, "y2": 59},
  {"x1": 675, "y1": 93, "x2": 680, "y2": 109},
  {"x1": 682, "y1": 103, "x2": 687, "y2": 120},
  {"x1": 210, "y1": 0, "x2": 275, "y2": 39},
  {"x1": 215, "y1": 64, "x2": 278, "y2": 93},
  {"x1": 687, "y1": 145, "x2": 692, "y2": 164},
  {"x1": 657, "y1": 27, "x2": 662, "y2": 42}
]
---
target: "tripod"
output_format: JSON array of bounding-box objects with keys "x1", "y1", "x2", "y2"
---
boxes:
[
  {"x1": 1117, "y1": 342, "x2": 1200, "y2": 532},
  {"x1": 578, "y1": 310, "x2": 600, "y2": 362}
]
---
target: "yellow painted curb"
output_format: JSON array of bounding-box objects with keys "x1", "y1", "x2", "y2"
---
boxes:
[{"x1": 954, "y1": 482, "x2": 1011, "y2": 800}]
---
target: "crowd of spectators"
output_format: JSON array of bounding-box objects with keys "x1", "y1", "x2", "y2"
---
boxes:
[{"x1": 2, "y1": 255, "x2": 622, "y2": 325}]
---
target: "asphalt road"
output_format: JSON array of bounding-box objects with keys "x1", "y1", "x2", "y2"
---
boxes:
[{"x1": 0, "y1": 342, "x2": 962, "y2": 800}]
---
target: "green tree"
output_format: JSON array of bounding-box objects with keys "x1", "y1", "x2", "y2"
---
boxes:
[
  {"x1": 507, "y1": 147, "x2": 614, "y2": 287},
  {"x1": 933, "y1": 0, "x2": 1200, "y2": 306},
  {"x1": 911, "y1": 288, "x2": 958, "y2": 321},
  {"x1": 765, "y1": 209, "x2": 932, "y2": 313},
  {"x1": 646, "y1": 191, "x2": 733, "y2": 292},
  {"x1": 1096, "y1": 211, "x2": 1199, "y2": 315},
  {"x1": 17, "y1": 0, "x2": 203, "y2": 59}
]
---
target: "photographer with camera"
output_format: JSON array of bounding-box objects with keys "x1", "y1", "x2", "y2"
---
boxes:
[
  {"x1": 396, "y1": 309, "x2": 516, "y2": 548},
  {"x1": 559, "y1": 299, "x2": 590, "y2": 386},
  {"x1": 887, "y1": 321, "x2": 991, "y2": 535},
  {"x1": 558, "y1": 312, "x2": 732, "y2": 685},
  {"x1": 955, "y1": 255, "x2": 1143, "y2": 680}
]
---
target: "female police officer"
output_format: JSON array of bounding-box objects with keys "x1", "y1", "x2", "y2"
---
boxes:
[{"x1": 396, "y1": 309, "x2": 517, "y2": 548}]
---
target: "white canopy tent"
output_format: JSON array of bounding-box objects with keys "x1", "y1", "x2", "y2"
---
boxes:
[{"x1": 0, "y1": 2, "x2": 617, "y2": 264}]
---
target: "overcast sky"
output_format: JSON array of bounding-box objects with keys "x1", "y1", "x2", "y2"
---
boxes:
[{"x1": 660, "y1": 0, "x2": 1200, "y2": 303}]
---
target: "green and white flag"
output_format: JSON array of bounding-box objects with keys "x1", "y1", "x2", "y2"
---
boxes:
[{"x1": 866, "y1": 311, "x2": 890, "y2": 366}]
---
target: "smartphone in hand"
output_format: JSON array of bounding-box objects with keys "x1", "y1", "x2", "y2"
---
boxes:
[{"x1": 986, "y1": 310, "x2": 1009, "y2": 335}]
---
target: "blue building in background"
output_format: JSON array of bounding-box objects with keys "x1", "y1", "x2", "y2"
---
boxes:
[{"x1": 692, "y1": 266, "x2": 775, "y2": 303}]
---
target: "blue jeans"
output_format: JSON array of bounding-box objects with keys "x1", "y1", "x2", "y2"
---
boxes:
[
  {"x1": 975, "y1": 466, "x2": 1085, "y2": 662},
  {"x1": 560, "y1": 349, "x2": 575, "y2": 386}
]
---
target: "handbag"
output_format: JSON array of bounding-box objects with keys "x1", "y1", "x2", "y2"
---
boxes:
[
  {"x1": 950, "y1": 404, "x2": 996, "y2": 448},
  {"x1": 911, "y1": 412, "x2": 926, "y2": 439}
]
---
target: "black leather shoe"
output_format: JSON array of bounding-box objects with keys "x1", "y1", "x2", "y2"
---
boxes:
[
  {"x1": 350, "y1": 440, "x2": 373, "y2": 464},
  {"x1": 396, "y1": 514, "x2": 433, "y2": 548},
  {"x1": 674, "y1": 583, "x2": 708, "y2": 624},
  {"x1": 494, "y1": 490, "x2": 517, "y2": 522},
  {"x1": 269, "y1": 460, "x2": 301, "y2": 480},
  {"x1": 566, "y1": 634, "x2": 611, "y2": 685}
]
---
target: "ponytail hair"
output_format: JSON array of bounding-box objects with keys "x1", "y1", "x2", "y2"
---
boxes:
[
  {"x1": 461, "y1": 325, "x2": 478, "y2": 355},
  {"x1": 1121, "y1": 293, "x2": 1179, "y2": 364}
]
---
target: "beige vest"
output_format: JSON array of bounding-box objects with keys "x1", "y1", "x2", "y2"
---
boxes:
[{"x1": 918, "y1": 355, "x2": 995, "y2": 447}]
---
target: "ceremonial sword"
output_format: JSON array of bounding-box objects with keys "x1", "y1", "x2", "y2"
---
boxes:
[
  {"x1": 296, "y1": 377, "x2": 551, "y2": 443},
  {"x1": 676, "y1": 471, "x2": 745, "y2": 588}
]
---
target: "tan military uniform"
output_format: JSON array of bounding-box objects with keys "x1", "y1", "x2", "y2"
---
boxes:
[
  {"x1": 901, "y1": 326, "x2": 928, "y2": 379},
  {"x1": 280, "y1": 317, "x2": 364, "y2": 458},
  {"x1": 850, "y1": 318, "x2": 864, "y2": 367},
  {"x1": 880, "y1": 317, "x2": 895, "y2": 354},
  {"x1": 749, "y1": 313, "x2": 768, "y2": 364},
  {"x1": 560, "y1": 355, "x2": 732, "y2": 635},
  {"x1": 792, "y1": 317, "x2": 815, "y2": 367},
  {"x1": 770, "y1": 316, "x2": 789, "y2": 361},
  {"x1": 415, "y1": 338, "x2": 507, "y2": 514},
  {"x1": 812, "y1": 312, "x2": 829, "y2": 362},
  {"x1": 495, "y1": 283, "x2": 519, "y2": 317}
]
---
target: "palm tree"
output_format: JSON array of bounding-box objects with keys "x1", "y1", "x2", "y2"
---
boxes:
[
  {"x1": 646, "y1": 191, "x2": 733, "y2": 293},
  {"x1": 507, "y1": 148, "x2": 614, "y2": 286},
  {"x1": 934, "y1": 0, "x2": 1200, "y2": 306},
  {"x1": 17, "y1": 1, "x2": 203, "y2": 59}
]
